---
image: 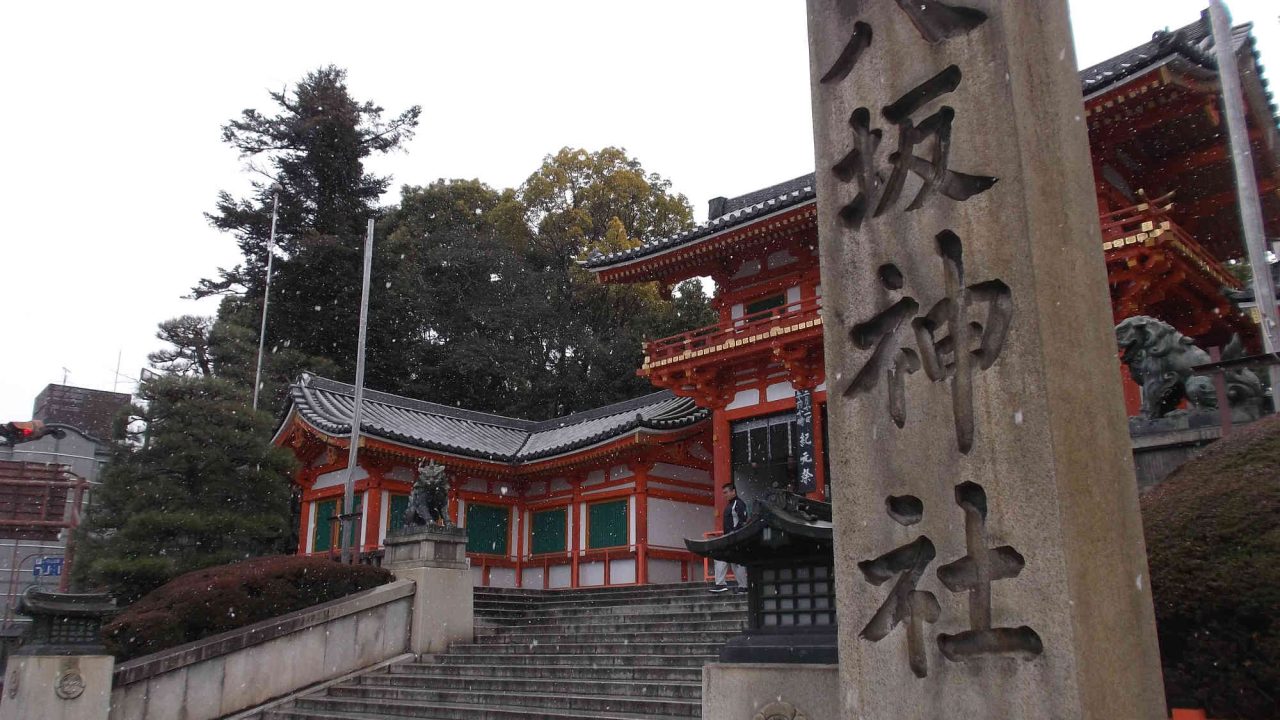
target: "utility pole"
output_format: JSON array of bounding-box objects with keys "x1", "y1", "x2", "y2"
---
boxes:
[
  {"x1": 341, "y1": 218, "x2": 376, "y2": 564},
  {"x1": 252, "y1": 191, "x2": 281, "y2": 411},
  {"x1": 1209, "y1": 0, "x2": 1280, "y2": 401}
]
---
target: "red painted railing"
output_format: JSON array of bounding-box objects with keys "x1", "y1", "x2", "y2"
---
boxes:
[
  {"x1": 1099, "y1": 194, "x2": 1240, "y2": 290},
  {"x1": 644, "y1": 296, "x2": 823, "y2": 367}
]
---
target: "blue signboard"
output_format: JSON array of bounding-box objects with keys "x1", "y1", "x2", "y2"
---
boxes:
[{"x1": 33, "y1": 556, "x2": 64, "y2": 578}]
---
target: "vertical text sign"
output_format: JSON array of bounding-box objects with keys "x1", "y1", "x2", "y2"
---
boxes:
[
  {"x1": 807, "y1": 1, "x2": 1166, "y2": 718},
  {"x1": 794, "y1": 389, "x2": 817, "y2": 493}
]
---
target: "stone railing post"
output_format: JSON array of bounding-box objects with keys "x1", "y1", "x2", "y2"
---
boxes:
[
  {"x1": 383, "y1": 526, "x2": 473, "y2": 655},
  {"x1": 0, "y1": 589, "x2": 116, "y2": 720}
]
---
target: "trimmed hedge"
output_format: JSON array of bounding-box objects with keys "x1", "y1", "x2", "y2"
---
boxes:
[
  {"x1": 1142, "y1": 415, "x2": 1280, "y2": 719},
  {"x1": 103, "y1": 555, "x2": 393, "y2": 661}
]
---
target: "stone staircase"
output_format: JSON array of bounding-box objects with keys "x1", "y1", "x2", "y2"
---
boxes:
[{"x1": 261, "y1": 582, "x2": 747, "y2": 720}]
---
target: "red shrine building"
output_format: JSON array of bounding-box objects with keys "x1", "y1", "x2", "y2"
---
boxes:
[{"x1": 274, "y1": 12, "x2": 1280, "y2": 588}]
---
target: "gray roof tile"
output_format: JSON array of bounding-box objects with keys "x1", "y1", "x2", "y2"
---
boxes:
[{"x1": 281, "y1": 374, "x2": 708, "y2": 463}]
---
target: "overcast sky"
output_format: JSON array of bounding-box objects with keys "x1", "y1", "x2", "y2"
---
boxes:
[{"x1": 1, "y1": 1, "x2": 1276, "y2": 422}]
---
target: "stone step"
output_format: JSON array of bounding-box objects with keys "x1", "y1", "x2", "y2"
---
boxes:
[
  {"x1": 474, "y1": 601, "x2": 744, "y2": 619},
  {"x1": 474, "y1": 629, "x2": 741, "y2": 645},
  {"x1": 386, "y1": 661, "x2": 703, "y2": 684},
  {"x1": 280, "y1": 692, "x2": 697, "y2": 719},
  {"x1": 264, "y1": 700, "x2": 666, "y2": 720},
  {"x1": 472, "y1": 588, "x2": 728, "y2": 608},
  {"x1": 445, "y1": 641, "x2": 723, "y2": 657},
  {"x1": 260, "y1": 580, "x2": 745, "y2": 720},
  {"x1": 350, "y1": 673, "x2": 703, "y2": 700},
  {"x1": 319, "y1": 684, "x2": 700, "y2": 716},
  {"x1": 475, "y1": 582, "x2": 714, "y2": 599},
  {"x1": 477, "y1": 618, "x2": 746, "y2": 637},
  {"x1": 431, "y1": 652, "x2": 713, "y2": 668},
  {"x1": 476, "y1": 603, "x2": 746, "y2": 624}
]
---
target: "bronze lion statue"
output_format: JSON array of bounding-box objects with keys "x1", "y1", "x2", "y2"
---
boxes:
[
  {"x1": 403, "y1": 460, "x2": 452, "y2": 528},
  {"x1": 1116, "y1": 316, "x2": 1262, "y2": 420}
]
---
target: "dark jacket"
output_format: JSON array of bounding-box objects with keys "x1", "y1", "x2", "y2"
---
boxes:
[{"x1": 723, "y1": 496, "x2": 748, "y2": 534}]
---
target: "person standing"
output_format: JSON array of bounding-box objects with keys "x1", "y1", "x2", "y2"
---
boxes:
[{"x1": 710, "y1": 482, "x2": 749, "y2": 594}]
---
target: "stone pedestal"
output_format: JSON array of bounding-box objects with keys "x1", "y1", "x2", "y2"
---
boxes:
[
  {"x1": 1, "y1": 655, "x2": 113, "y2": 720},
  {"x1": 806, "y1": 2, "x2": 1166, "y2": 718},
  {"x1": 0, "y1": 589, "x2": 116, "y2": 720},
  {"x1": 383, "y1": 526, "x2": 473, "y2": 655},
  {"x1": 702, "y1": 663, "x2": 839, "y2": 720}
]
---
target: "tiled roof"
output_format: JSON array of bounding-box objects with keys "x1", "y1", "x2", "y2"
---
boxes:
[
  {"x1": 279, "y1": 373, "x2": 708, "y2": 463},
  {"x1": 585, "y1": 13, "x2": 1269, "y2": 274},
  {"x1": 581, "y1": 175, "x2": 816, "y2": 272},
  {"x1": 1079, "y1": 12, "x2": 1255, "y2": 96}
]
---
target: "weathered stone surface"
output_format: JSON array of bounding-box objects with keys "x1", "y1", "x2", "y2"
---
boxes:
[
  {"x1": 385, "y1": 527, "x2": 474, "y2": 654},
  {"x1": 702, "y1": 663, "x2": 838, "y2": 720},
  {"x1": 394, "y1": 565, "x2": 474, "y2": 655},
  {"x1": 384, "y1": 526, "x2": 468, "y2": 570},
  {"x1": 103, "y1": 581, "x2": 411, "y2": 720},
  {"x1": 1, "y1": 655, "x2": 114, "y2": 720},
  {"x1": 806, "y1": 1, "x2": 1165, "y2": 718}
]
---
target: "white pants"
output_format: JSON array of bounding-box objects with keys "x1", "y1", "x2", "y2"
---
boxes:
[{"x1": 713, "y1": 559, "x2": 747, "y2": 588}]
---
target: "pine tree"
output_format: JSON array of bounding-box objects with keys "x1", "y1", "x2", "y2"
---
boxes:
[{"x1": 73, "y1": 375, "x2": 296, "y2": 604}]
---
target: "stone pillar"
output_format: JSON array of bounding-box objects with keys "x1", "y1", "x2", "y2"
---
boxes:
[
  {"x1": 0, "y1": 590, "x2": 116, "y2": 720},
  {"x1": 383, "y1": 526, "x2": 473, "y2": 655},
  {"x1": 806, "y1": 2, "x2": 1165, "y2": 719},
  {"x1": 702, "y1": 664, "x2": 839, "y2": 720}
]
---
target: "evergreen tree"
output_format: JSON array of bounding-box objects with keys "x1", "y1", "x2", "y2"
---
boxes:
[
  {"x1": 371, "y1": 179, "x2": 538, "y2": 410},
  {"x1": 147, "y1": 315, "x2": 215, "y2": 377},
  {"x1": 369, "y1": 159, "x2": 714, "y2": 419},
  {"x1": 196, "y1": 66, "x2": 420, "y2": 408},
  {"x1": 74, "y1": 375, "x2": 295, "y2": 605}
]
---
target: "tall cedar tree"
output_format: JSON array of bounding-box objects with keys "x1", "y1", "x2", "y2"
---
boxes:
[
  {"x1": 196, "y1": 66, "x2": 420, "y2": 409},
  {"x1": 73, "y1": 375, "x2": 296, "y2": 605}
]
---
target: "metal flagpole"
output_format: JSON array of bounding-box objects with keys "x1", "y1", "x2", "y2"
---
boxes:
[
  {"x1": 341, "y1": 218, "x2": 377, "y2": 564},
  {"x1": 1208, "y1": 0, "x2": 1280, "y2": 403},
  {"x1": 252, "y1": 192, "x2": 281, "y2": 411}
]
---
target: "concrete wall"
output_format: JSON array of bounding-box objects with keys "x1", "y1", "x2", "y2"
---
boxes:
[{"x1": 108, "y1": 580, "x2": 412, "y2": 720}]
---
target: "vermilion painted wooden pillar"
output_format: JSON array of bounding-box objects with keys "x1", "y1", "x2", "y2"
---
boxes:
[
  {"x1": 570, "y1": 473, "x2": 584, "y2": 588},
  {"x1": 514, "y1": 501, "x2": 525, "y2": 588},
  {"x1": 712, "y1": 408, "x2": 732, "y2": 527},
  {"x1": 363, "y1": 469, "x2": 383, "y2": 551},
  {"x1": 447, "y1": 476, "x2": 461, "y2": 525},
  {"x1": 297, "y1": 500, "x2": 312, "y2": 555},
  {"x1": 629, "y1": 458, "x2": 654, "y2": 585}
]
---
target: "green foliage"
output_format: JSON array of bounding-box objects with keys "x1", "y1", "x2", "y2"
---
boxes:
[
  {"x1": 368, "y1": 179, "x2": 533, "y2": 410},
  {"x1": 365, "y1": 150, "x2": 713, "y2": 419},
  {"x1": 196, "y1": 65, "x2": 420, "y2": 405},
  {"x1": 1141, "y1": 415, "x2": 1280, "y2": 719},
  {"x1": 520, "y1": 146, "x2": 692, "y2": 265},
  {"x1": 147, "y1": 315, "x2": 215, "y2": 376},
  {"x1": 102, "y1": 555, "x2": 392, "y2": 660},
  {"x1": 74, "y1": 375, "x2": 296, "y2": 605},
  {"x1": 501, "y1": 147, "x2": 701, "y2": 418},
  {"x1": 185, "y1": 65, "x2": 711, "y2": 420}
]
